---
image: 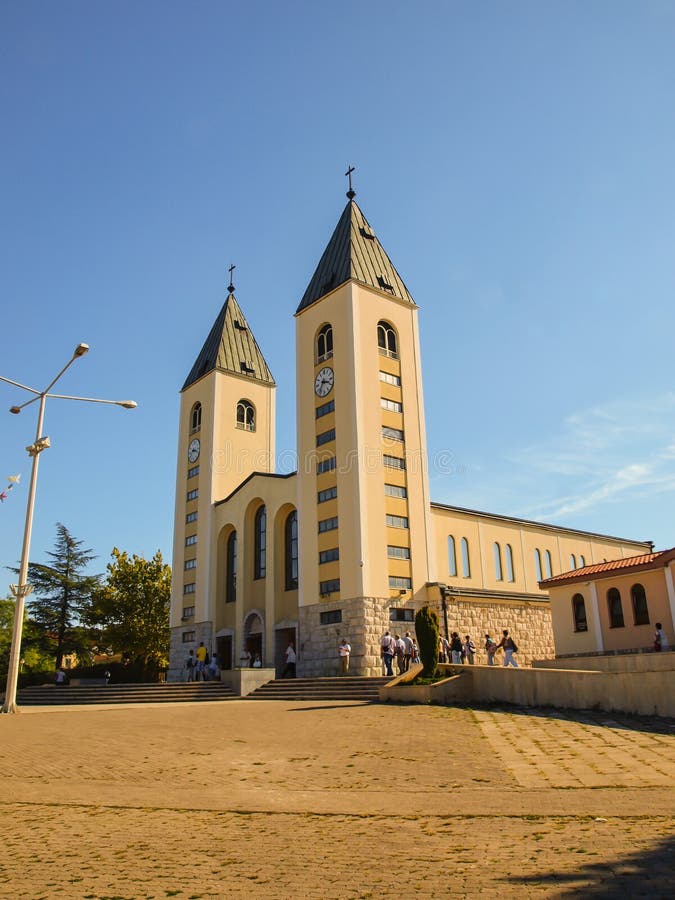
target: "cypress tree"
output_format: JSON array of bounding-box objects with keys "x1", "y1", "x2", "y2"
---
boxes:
[{"x1": 415, "y1": 604, "x2": 440, "y2": 678}]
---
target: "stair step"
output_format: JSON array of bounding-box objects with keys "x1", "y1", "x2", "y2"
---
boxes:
[
  {"x1": 246, "y1": 676, "x2": 388, "y2": 702},
  {"x1": 16, "y1": 682, "x2": 237, "y2": 706}
]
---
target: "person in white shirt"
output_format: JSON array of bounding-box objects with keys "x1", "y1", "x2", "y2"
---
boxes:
[
  {"x1": 338, "y1": 638, "x2": 351, "y2": 675},
  {"x1": 654, "y1": 623, "x2": 670, "y2": 652},
  {"x1": 283, "y1": 641, "x2": 297, "y2": 678}
]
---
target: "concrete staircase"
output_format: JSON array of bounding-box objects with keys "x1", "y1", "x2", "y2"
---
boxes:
[
  {"x1": 15, "y1": 681, "x2": 237, "y2": 707},
  {"x1": 247, "y1": 676, "x2": 390, "y2": 702}
]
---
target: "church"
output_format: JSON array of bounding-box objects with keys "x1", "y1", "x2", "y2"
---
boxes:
[{"x1": 168, "y1": 183, "x2": 650, "y2": 680}]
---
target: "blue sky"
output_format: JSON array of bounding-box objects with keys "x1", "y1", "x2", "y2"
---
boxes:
[{"x1": 1, "y1": 0, "x2": 674, "y2": 584}]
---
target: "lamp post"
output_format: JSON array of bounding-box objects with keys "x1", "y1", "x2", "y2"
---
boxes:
[{"x1": 1, "y1": 343, "x2": 137, "y2": 714}]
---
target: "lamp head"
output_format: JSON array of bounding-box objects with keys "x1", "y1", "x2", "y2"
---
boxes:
[
  {"x1": 9, "y1": 406, "x2": 21, "y2": 415},
  {"x1": 74, "y1": 343, "x2": 89, "y2": 357},
  {"x1": 119, "y1": 401, "x2": 138, "y2": 409}
]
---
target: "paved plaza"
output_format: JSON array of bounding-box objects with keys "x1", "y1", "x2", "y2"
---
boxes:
[{"x1": 0, "y1": 700, "x2": 673, "y2": 898}]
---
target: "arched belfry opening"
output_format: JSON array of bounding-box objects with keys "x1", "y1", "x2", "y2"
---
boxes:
[{"x1": 243, "y1": 610, "x2": 264, "y2": 665}]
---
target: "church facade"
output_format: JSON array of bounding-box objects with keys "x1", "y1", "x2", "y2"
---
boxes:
[{"x1": 168, "y1": 190, "x2": 650, "y2": 679}]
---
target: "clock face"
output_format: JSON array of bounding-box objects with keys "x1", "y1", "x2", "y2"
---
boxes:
[
  {"x1": 314, "y1": 366, "x2": 334, "y2": 397},
  {"x1": 188, "y1": 438, "x2": 200, "y2": 463}
]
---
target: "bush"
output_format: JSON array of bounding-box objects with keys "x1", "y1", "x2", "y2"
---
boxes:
[{"x1": 415, "y1": 605, "x2": 440, "y2": 678}]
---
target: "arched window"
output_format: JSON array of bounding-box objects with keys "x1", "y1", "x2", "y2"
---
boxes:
[
  {"x1": 254, "y1": 505, "x2": 266, "y2": 579},
  {"x1": 448, "y1": 536, "x2": 457, "y2": 577},
  {"x1": 493, "y1": 542, "x2": 503, "y2": 581},
  {"x1": 505, "y1": 544, "x2": 515, "y2": 582},
  {"x1": 534, "y1": 549, "x2": 543, "y2": 582},
  {"x1": 317, "y1": 323, "x2": 333, "y2": 362},
  {"x1": 377, "y1": 321, "x2": 398, "y2": 358},
  {"x1": 285, "y1": 510, "x2": 298, "y2": 590},
  {"x1": 607, "y1": 588, "x2": 624, "y2": 628},
  {"x1": 570, "y1": 554, "x2": 577, "y2": 570},
  {"x1": 579, "y1": 555, "x2": 586, "y2": 567},
  {"x1": 190, "y1": 402, "x2": 202, "y2": 433},
  {"x1": 631, "y1": 583, "x2": 650, "y2": 625},
  {"x1": 572, "y1": 593, "x2": 588, "y2": 632},
  {"x1": 461, "y1": 538, "x2": 471, "y2": 578},
  {"x1": 226, "y1": 531, "x2": 237, "y2": 604},
  {"x1": 236, "y1": 400, "x2": 255, "y2": 431},
  {"x1": 544, "y1": 550, "x2": 553, "y2": 579}
]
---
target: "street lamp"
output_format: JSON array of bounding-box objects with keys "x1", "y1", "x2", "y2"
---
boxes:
[{"x1": 1, "y1": 342, "x2": 137, "y2": 714}]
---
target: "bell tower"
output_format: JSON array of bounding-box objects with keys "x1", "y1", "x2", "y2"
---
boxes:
[
  {"x1": 294, "y1": 179, "x2": 435, "y2": 674},
  {"x1": 168, "y1": 271, "x2": 276, "y2": 678}
]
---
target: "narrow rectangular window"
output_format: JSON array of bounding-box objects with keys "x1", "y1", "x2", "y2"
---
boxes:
[
  {"x1": 187, "y1": 489, "x2": 199, "y2": 501},
  {"x1": 390, "y1": 608, "x2": 414, "y2": 622},
  {"x1": 389, "y1": 576, "x2": 412, "y2": 590},
  {"x1": 380, "y1": 398, "x2": 403, "y2": 413},
  {"x1": 183, "y1": 583, "x2": 196, "y2": 595},
  {"x1": 379, "y1": 370, "x2": 401, "y2": 387},
  {"x1": 382, "y1": 426, "x2": 404, "y2": 442},
  {"x1": 319, "y1": 547, "x2": 339, "y2": 564},
  {"x1": 386, "y1": 515, "x2": 409, "y2": 529},
  {"x1": 384, "y1": 483, "x2": 407, "y2": 498},
  {"x1": 315, "y1": 399, "x2": 335, "y2": 419},
  {"x1": 387, "y1": 545, "x2": 410, "y2": 559},
  {"x1": 187, "y1": 465, "x2": 200, "y2": 478},
  {"x1": 181, "y1": 607, "x2": 195, "y2": 619},
  {"x1": 182, "y1": 631, "x2": 196, "y2": 643},
  {"x1": 319, "y1": 608, "x2": 342, "y2": 624},
  {"x1": 317, "y1": 486, "x2": 338, "y2": 503},
  {"x1": 318, "y1": 516, "x2": 339, "y2": 533},
  {"x1": 316, "y1": 428, "x2": 336, "y2": 447},
  {"x1": 185, "y1": 535, "x2": 197, "y2": 546},
  {"x1": 317, "y1": 457, "x2": 336, "y2": 474},
  {"x1": 186, "y1": 511, "x2": 198, "y2": 524},
  {"x1": 184, "y1": 559, "x2": 197, "y2": 570},
  {"x1": 383, "y1": 454, "x2": 406, "y2": 470}
]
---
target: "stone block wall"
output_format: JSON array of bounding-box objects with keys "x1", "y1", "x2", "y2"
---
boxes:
[
  {"x1": 297, "y1": 595, "x2": 555, "y2": 675},
  {"x1": 167, "y1": 620, "x2": 213, "y2": 682}
]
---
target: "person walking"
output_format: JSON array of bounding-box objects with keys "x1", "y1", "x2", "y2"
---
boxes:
[
  {"x1": 497, "y1": 629, "x2": 519, "y2": 667},
  {"x1": 338, "y1": 638, "x2": 351, "y2": 675},
  {"x1": 195, "y1": 641, "x2": 208, "y2": 681},
  {"x1": 484, "y1": 633, "x2": 497, "y2": 666},
  {"x1": 450, "y1": 632, "x2": 463, "y2": 664},
  {"x1": 283, "y1": 641, "x2": 296, "y2": 678},
  {"x1": 654, "y1": 623, "x2": 670, "y2": 652},
  {"x1": 402, "y1": 631, "x2": 414, "y2": 672},
  {"x1": 381, "y1": 631, "x2": 396, "y2": 677},
  {"x1": 463, "y1": 635, "x2": 476, "y2": 665},
  {"x1": 185, "y1": 650, "x2": 195, "y2": 682}
]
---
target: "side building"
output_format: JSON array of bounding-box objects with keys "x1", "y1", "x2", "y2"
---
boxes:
[{"x1": 168, "y1": 190, "x2": 651, "y2": 679}]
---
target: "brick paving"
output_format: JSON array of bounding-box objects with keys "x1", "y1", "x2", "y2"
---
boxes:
[{"x1": 0, "y1": 701, "x2": 673, "y2": 898}]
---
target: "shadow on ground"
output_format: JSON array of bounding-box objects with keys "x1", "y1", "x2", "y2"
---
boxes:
[{"x1": 475, "y1": 703, "x2": 675, "y2": 736}]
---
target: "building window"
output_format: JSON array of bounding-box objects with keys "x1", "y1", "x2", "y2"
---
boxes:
[
  {"x1": 461, "y1": 538, "x2": 471, "y2": 578},
  {"x1": 320, "y1": 608, "x2": 342, "y2": 624},
  {"x1": 186, "y1": 511, "x2": 198, "y2": 524},
  {"x1": 381, "y1": 397, "x2": 403, "y2": 413},
  {"x1": 316, "y1": 399, "x2": 335, "y2": 418},
  {"x1": 534, "y1": 549, "x2": 543, "y2": 582},
  {"x1": 318, "y1": 516, "x2": 338, "y2": 533},
  {"x1": 570, "y1": 554, "x2": 577, "y2": 570},
  {"x1": 317, "y1": 457, "x2": 336, "y2": 474},
  {"x1": 607, "y1": 588, "x2": 624, "y2": 628},
  {"x1": 385, "y1": 483, "x2": 407, "y2": 498},
  {"x1": 379, "y1": 370, "x2": 401, "y2": 387},
  {"x1": 579, "y1": 555, "x2": 586, "y2": 567},
  {"x1": 572, "y1": 593, "x2": 588, "y2": 632},
  {"x1": 383, "y1": 454, "x2": 406, "y2": 470},
  {"x1": 318, "y1": 486, "x2": 337, "y2": 503},
  {"x1": 389, "y1": 576, "x2": 412, "y2": 590},
  {"x1": 494, "y1": 543, "x2": 503, "y2": 581},
  {"x1": 320, "y1": 580, "x2": 340, "y2": 597},
  {"x1": 386, "y1": 514, "x2": 409, "y2": 529},
  {"x1": 387, "y1": 545, "x2": 411, "y2": 559},
  {"x1": 181, "y1": 607, "x2": 195, "y2": 620},
  {"x1": 316, "y1": 428, "x2": 336, "y2": 447},
  {"x1": 544, "y1": 550, "x2": 553, "y2": 579},
  {"x1": 187, "y1": 465, "x2": 200, "y2": 479},
  {"x1": 448, "y1": 536, "x2": 457, "y2": 577},
  {"x1": 631, "y1": 583, "x2": 650, "y2": 625},
  {"x1": 190, "y1": 403, "x2": 202, "y2": 433},
  {"x1": 382, "y1": 426, "x2": 404, "y2": 443},
  {"x1": 183, "y1": 583, "x2": 196, "y2": 595},
  {"x1": 185, "y1": 535, "x2": 197, "y2": 547},
  {"x1": 377, "y1": 321, "x2": 398, "y2": 358},
  {"x1": 285, "y1": 510, "x2": 298, "y2": 590},
  {"x1": 505, "y1": 544, "x2": 515, "y2": 582},
  {"x1": 187, "y1": 489, "x2": 199, "y2": 501},
  {"x1": 254, "y1": 505, "x2": 266, "y2": 579},
  {"x1": 317, "y1": 323, "x2": 333, "y2": 362},
  {"x1": 236, "y1": 400, "x2": 255, "y2": 431},
  {"x1": 319, "y1": 547, "x2": 339, "y2": 564},
  {"x1": 182, "y1": 631, "x2": 196, "y2": 643},
  {"x1": 390, "y1": 607, "x2": 414, "y2": 622},
  {"x1": 226, "y1": 531, "x2": 237, "y2": 604},
  {"x1": 184, "y1": 558, "x2": 196, "y2": 570}
]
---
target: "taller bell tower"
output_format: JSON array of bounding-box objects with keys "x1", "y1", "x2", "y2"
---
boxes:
[
  {"x1": 294, "y1": 184, "x2": 435, "y2": 675},
  {"x1": 168, "y1": 275, "x2": 276, "y2": 678}
]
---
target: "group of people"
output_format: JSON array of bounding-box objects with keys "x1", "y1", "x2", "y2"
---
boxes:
[
  {"x1": 185, "y1": 641, "x2": 220, "y2": 681},
  {"x1": 380, "y1": 631, "x2": 419, "y2": 676}
]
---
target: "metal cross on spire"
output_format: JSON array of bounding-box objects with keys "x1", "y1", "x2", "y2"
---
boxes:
[
  {"x1": 228, "y1": 263, "x2": 236, "y2": 294},
  {"x1": 345, "y1": 165, "x2": 356, "y2": 200}
]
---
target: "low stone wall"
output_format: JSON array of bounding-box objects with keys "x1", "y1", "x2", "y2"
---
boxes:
[
  {"x1": 534, "y1": 651, "x2": 675, "y2": 674},
  {"x1": 381, "y1": 663, "x2": 675, "y2": 718},
  {"x1": 220, "y1": 667, "x2": 275, "y2": 696}
]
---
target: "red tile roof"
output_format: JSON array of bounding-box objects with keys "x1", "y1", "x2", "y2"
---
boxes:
[{"x1": 540, "y1": 547, "x2": 675, "y2": 587}]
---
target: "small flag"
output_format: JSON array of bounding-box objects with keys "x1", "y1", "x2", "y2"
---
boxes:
[{"x1": 0, "y1": 474, "x2": 21, "y2": 503}]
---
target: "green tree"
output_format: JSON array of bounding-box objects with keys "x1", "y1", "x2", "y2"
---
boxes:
[
  {"x1": 23, "y1": 523, "x2": 100, "y2": 668},
  {"x1": 415, "y1": 604, "x2": 440, "y2": 678},
  {"x1": 87, "y1": 548, "x2": 171, "y2": 679}
]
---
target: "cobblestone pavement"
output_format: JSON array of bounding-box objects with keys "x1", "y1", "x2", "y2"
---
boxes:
[{"x1": 0, "y1": 701, "x2": 673, "y2": 898}]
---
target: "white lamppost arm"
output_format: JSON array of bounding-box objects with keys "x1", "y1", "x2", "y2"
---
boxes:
[{"x1": 1, "y1": 343, "x2": 136, "y2": 714}]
